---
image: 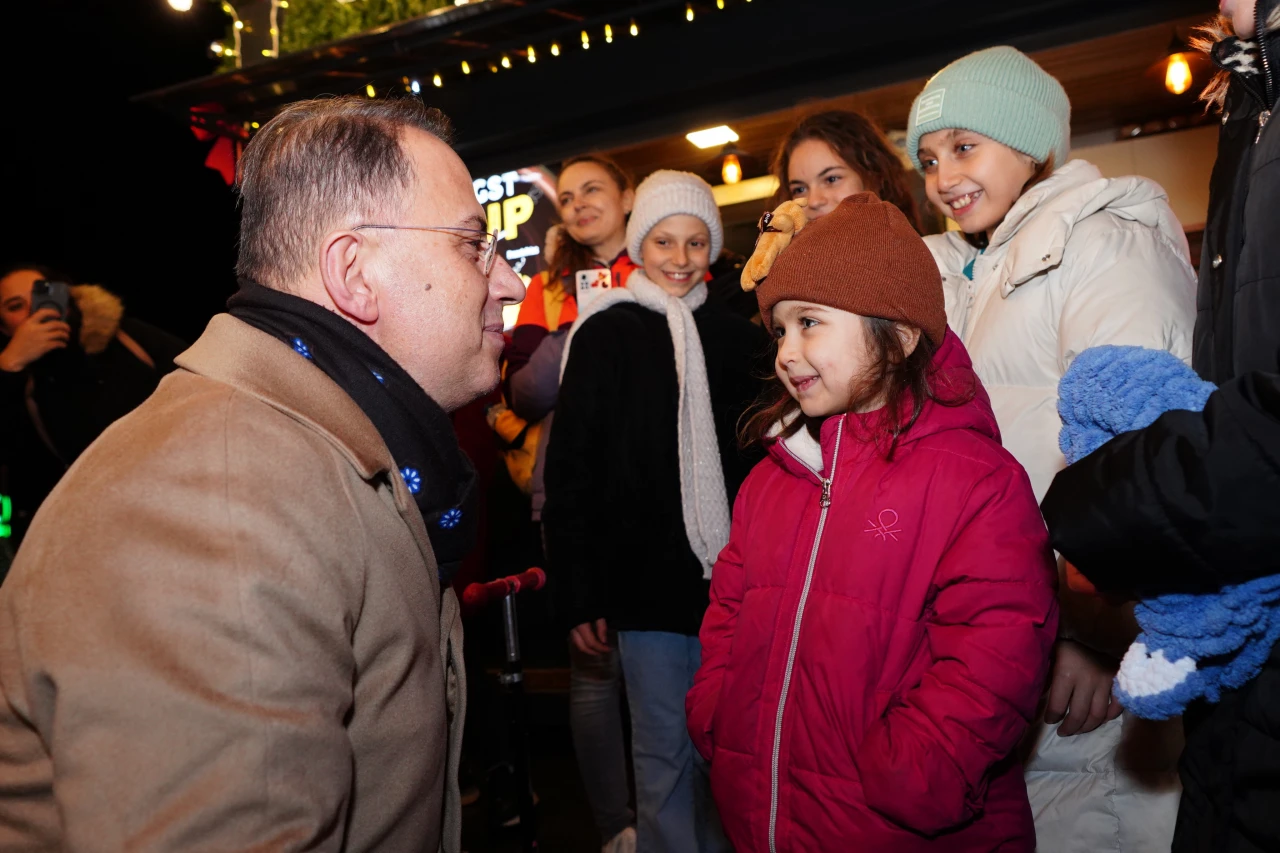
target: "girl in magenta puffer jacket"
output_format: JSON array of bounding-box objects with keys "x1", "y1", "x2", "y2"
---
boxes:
[{"x1": 686, "y1": 192, "x2": 1058, "y2": 852}]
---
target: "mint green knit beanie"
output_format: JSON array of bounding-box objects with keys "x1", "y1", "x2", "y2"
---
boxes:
[{"x1": 906, "y1": 46, "x2": 1070, "y2": 173}]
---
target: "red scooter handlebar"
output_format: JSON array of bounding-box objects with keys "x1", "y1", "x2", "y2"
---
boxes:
[{"x1": 462, "y1": 567, "x2": 546, "y2": 608}]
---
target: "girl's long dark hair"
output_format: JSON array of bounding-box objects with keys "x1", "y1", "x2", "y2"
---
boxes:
[
  {"x1": 548, "y1": 153, "x2": 635, "y2": 278},
  {"x1": 772, "y1": 111, "x2": 924, "y2": 234},
  {"x1": 740, "y1": 319, "x2": 973, "y2": 460}
]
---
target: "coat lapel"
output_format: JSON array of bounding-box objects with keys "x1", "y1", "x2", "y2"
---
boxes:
[{"x1": 175, "y1": 314, "x2": 443, "y2": 575}]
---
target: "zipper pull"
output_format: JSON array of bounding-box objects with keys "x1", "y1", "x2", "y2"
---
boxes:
[
  {"x1": 820, "y1": 478, "x2": 832, "y2": 508},
  {"x1": 1257, "y1": 109, "x2": 1271, "y2": 144}
]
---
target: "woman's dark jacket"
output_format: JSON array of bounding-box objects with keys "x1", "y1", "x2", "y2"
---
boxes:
[
  {"x1": 0, "y1": 286, "x2": 185, "y2": 545},
  {"x1": 542, "y1": 299, "x2": 767, "y2": 637},
  {"x1": 1044, "y1": 8, "x2": 1280, "y2": 850}
]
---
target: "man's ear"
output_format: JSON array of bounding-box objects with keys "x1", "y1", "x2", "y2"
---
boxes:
[
  {"x1": 896, "y1": 323, "x2": 922, "y2": 359},
  {"x1": 319, "y1": 231, "x2": 379, "y2": 324}
]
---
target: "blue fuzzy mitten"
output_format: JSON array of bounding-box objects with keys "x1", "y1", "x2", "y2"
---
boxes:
[{"x1": 1058, "y1": 346, "x2": 1280, "y2": 720}]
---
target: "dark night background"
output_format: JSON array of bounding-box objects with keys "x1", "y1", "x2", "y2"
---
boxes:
[{"x1": 4, "y1": 0, "x2": 240, "y2": 344}]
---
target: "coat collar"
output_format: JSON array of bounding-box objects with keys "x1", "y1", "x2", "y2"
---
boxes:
[
  {"x1": 175, "y1": 314, "x2": 394, "y2": 482},
  {"x1": 984, "y1": 159, "x2": 1181, "y2": 298}
]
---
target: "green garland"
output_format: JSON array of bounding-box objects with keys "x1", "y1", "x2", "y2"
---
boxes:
[
  {"x1": 219, "y1": 0, "x2": 451, "y2": 71},
  {"x1": 280, "y1": 0, "x2": 450, "y2": 54}
]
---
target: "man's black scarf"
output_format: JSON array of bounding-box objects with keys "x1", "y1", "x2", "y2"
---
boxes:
[{"x1": 227, "y1": 279, "x2": 477, "y2": 584}]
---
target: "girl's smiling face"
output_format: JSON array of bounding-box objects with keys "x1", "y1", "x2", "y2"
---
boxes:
[
  {"x1": 786, "y1": 139, "x2": 865, "y2": 220},
  {"x1": 772, "y1": 300, "x2": 875, "y2": 418},
  {"x1": 917, "y1": 128, "x2": 1037, "y2": 239},
  {"x1": 639, "y1": 214, "x2": 712, "y2": 297}
]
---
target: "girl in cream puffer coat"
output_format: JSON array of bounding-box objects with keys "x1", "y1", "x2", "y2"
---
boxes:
[{"x1": 908, "y1": 47, "x2": 1197, "y2": 853}]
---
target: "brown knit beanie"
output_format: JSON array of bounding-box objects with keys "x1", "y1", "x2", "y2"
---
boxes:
[{"x1": 756, "y1": 192, "x2": 947, "y2": 345}]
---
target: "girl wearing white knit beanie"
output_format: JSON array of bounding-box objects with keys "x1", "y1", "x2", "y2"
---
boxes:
[{"x1": 543, "y1": 171, "x2": 766, "y2": 853}]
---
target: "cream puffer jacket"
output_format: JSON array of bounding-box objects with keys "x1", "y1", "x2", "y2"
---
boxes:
[{"x1": 926, "y1": 158, "x2": 1195, "y2": 853}]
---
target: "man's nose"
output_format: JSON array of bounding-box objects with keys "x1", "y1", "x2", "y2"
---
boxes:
[{"x1": 489, "y1": 257, "x2": 525, "y2": 304}]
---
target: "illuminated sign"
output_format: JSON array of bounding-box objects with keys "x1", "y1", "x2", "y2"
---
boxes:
[
  {"x1": 474, "y1": 167, "x2": 560, "y2": 328},
  {"x1": 0, "y1": 494, "x2": 11, "y2": 539}
]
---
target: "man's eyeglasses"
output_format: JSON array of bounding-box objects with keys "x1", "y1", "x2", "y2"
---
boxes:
[{"x1": 353, "y1": 224, "x2": 501, "y2": 276}]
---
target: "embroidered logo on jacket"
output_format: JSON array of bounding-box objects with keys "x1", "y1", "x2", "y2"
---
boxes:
[{"x1": 865, "y1": 509, "x2": 902, "y2": 542}]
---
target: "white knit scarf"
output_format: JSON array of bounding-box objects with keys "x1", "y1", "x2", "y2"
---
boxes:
[{"x1": 560, "y1": 271, "x2": 731, "y2": 578}]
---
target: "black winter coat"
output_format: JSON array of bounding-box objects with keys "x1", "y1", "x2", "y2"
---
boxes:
[
  {"x1": 0, "y1": 289, "x2": 185, "y2": 545},
  {"x1": 542, "y1": 299, "x2": 768, "y2": 637},
  {"x1": 1195, "y1": 4, "x2": 1280, "y2": 383},
  {"x1": 1046, "y1": 7, "x2": 1280, "y2": 849}
]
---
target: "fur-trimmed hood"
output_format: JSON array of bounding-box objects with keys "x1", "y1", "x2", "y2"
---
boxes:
[{"x1": 69, "y1": 285, "x2": 124, "y2": 355}]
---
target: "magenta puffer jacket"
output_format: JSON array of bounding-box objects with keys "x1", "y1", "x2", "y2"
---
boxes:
[{"x1": 687, "y1": 332, "x2": 1058, "y2": 852}]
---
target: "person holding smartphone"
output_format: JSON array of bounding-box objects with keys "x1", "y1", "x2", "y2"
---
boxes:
[{"x1": 0, "y1": 263, "x2": 185, "y2": 544}]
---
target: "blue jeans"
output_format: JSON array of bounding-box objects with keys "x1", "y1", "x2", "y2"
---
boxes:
[
  {"x1": 569, "y1": 641, "x2": 635, "y2": 842},
  {"x1": 617, "y1": 631, "x2": 731, "y2": 853}
]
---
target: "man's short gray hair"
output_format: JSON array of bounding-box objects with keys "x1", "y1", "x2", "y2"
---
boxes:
[{"x1": 235, "y1": 96, "x2": 453, "y2": 289}]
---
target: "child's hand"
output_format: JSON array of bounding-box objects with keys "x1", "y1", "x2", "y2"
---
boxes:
[
  {"x1": 1043, "y1": 639, "x2": 1124, "y2": 736},
  {"x1": 570, "y1": 619, "x2": 611, "y2": 655}
]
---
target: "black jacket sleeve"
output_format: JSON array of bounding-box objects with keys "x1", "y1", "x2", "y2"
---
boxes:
[
  {"x1": 1041, "y1": 370, "x2": 1280, "y2": 596},
  {"x1": 541, "y1": 314, "x2": 624, "y2": 629}
]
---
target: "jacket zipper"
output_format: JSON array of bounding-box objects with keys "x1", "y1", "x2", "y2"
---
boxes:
[
  {"x1": 768, "y1": 418, "x2": 843, "y2": 853},
  {"x1": 1258, "y1": 0, "x2": 1276, "y2": 109}
]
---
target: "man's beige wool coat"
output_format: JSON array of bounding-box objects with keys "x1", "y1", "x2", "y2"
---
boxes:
[{"x1": 0, "y1": 314, "x2": 465, "y2": 852}]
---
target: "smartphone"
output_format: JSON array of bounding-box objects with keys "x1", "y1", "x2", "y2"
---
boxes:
[{"x1": 30, "y1": 280, "x2": 71, "y2": 321}]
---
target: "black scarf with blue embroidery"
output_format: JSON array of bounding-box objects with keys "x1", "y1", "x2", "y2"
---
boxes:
[{"x1": 228, "y1": 279, "x2": 477, "y2": 584}]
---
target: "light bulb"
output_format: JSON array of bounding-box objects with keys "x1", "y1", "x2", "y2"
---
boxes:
[
  {"x1": 527, "y1": 45, "x2": 536, "y2": 62},
  {"x1": 461, "y1": 60, "x2": 471, "y2": 74},
  {"x1": 605, "y1": 24, "x2": 613, "y2": 43},
  {"x1": 717, "y1": 0, "x2": 724, "y2": 8},
  {"x1": 630, "y1": 19, "x2": 639, "y2": 36},
  {"x1": 721, "y1": 153, "x2": 742, "y2": 185},
  {"x1": 210, "y1": 41, "x2": 225, "y2": 55},
  {"x1": 366, "y1": 84, "x2": 376, "y2": 98},
  {"x1": 234, "y1": 20, "x2": 244, "y2": 29},
  {"x1": 551, "y1": 42, "x2": 561, "y2": 56},
  {"x1": 501, "y1": 54, "x2": 511, "y2": 68},
  {"x1": 168, "y1": 0, "x2": 194, "y2": 10},
  {"x1": 433, "y1": 73, "x2": 443, "y2": 88},
  {"x1": 581, "y1": 30, "x2": 590, "y2": 49},
  {"x1": 1165, "y1": 53, "x2": 1192, "y2": 95},
  {"x1": 686, "y1": 4, "x2": 694, "y2": 21}
]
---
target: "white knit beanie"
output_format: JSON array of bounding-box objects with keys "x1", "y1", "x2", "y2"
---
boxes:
[{"x1": 626, "y1": 170, "x2": 723, "y2": 265}]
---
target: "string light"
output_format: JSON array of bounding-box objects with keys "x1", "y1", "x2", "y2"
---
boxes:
[
  {"x1": 717, "y1": 0, "x2": 724, "y2": 8},
  {"x1": 432, "y1": 73, "x2": 442, "y2": 88},
  {"x1": 581, "y1": 29, "x2": 590, "y2": 49},
  {"x1": 488, "y1": 62, "x2": 499, "y2": 73},
  {"x1": 168, "y1": 0, "x2": 193, "y2": 10},
  {"x1": 251, "y1": 121, "x2": 260, "y2": 129},
  {"x1": 261, "y1": 48, "x2": 274, "y2": 56},
  {"x1": 366, "y1": 83, "x2": 376, "y2": 98},
  {"x1": 210, "y1": 41, "x2": 225, "y2": 55},
  {"x1": 461, "y1": 60, "x2": 471, "y2": 74},
  {"x1": 500, "y1": 54, "x2": 511, "y2": 68},
  {"x1": 630, "y1": 19, "x2": 639, "y2": 36},
  {"x1": 721, "y1": 152, "x2": 742, "y2": 184},
  {"x1": 686, "y1": 4, "x2": 694, "y2": 21},
  {"x1": 1165, "y1": 53, "x2": 1192, "y2": 95},
  {"x1": 278, "y1": 0, "x2": 287, "y2": 6},
  {"x1": 551, "y1": 42, "x2": 561, "y2": 56},
  {"x1": 605, "y1": 23, "x2": 613, "y2": 43},
  {"x1": 234, "y1": 20, "x2": 244, "y2": 29},
  {"x1": 527, "y1": 45, "x2": 536, "y2": 63}
]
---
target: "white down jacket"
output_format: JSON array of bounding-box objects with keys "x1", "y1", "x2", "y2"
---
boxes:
[{"x1": 925, "y1": 159, "x2": 1195, "y2": 853}]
